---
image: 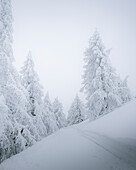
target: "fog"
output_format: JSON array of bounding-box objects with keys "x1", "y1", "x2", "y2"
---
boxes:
[{"x1": 12, "y1": 0, "x2": 136, "y2": 113}]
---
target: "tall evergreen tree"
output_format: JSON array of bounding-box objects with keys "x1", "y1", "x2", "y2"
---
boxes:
[
  {"x1": 42, "y1": 93, "x2": 58, "y2": 135},
  {"x1": 0, "y1": 0, "x2": 14, "y2": 87},
  {"x1": 67, "y1": 95, "x2": 86, "y2": 125},
  {"x1": 117, "y1": 76, "x2": 131, "y2": 103},
  {"x1": 0, "y1": 0, "x2": 36, "y2": 162},
  {"x1": 20, "y1": 52, "x2": 47, "y2": 140},
  {"x1": 81, "y1": 31, "x2": 131, "y2": 119},
  {"x1": 53, "y1": 97, "x2": 66, "y2": 128}
]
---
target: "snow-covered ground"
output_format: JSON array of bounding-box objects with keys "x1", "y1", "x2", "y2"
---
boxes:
[{"x1": 0, "y1": 100, "x2": 136, "y2": 170}]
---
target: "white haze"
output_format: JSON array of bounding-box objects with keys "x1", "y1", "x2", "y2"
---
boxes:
[{"x1": 12, "y1": 0, "x2": 136, "y2": 113}]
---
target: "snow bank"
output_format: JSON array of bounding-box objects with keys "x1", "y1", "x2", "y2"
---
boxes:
[{"x1": 0, "y1": 100, "x2": 136, "y2": 170}]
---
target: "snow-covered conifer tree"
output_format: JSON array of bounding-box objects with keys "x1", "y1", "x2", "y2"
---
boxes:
[
  {"x1": 0, "y1": 0, "x2": 36, "y2": 161},
  {"x1": 0, "y1": 0, "x2": 14, "y2": 87},
  {"x1": 20, "y1": 52, "x2": 43, "y2": 116},
  {"x1": 0, "y1": 93, "x2": 30, "y2": 161},
  {"x1": 67, "y1": 95, "x2": 86, "y2": 125},
  {"x1": 117, "y1": 76, "x2": 131, "y2": 103},
  {"x1": 53, "y1": 98, "x2": 66, "y2": 128},
  {"x1": 81, "y1": 31, "x2": 131, "y2": 119},
  {"x1": 42, "y1": 93, "x2": 58, "y2": 135},
  {"x1": 0, "y1": 94, "x2": 13, "y2": 162},
  {"x1": 20, "y1": 52, "x2": 47, "y2": 140}
]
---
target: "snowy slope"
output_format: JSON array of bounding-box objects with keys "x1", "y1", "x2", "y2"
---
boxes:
[
  {"x1": 78, "y1": 100, "x2": 136, "y2": 142},
  {"x1": 0, "y1": 100, "x2": 136, "y2": 170}
]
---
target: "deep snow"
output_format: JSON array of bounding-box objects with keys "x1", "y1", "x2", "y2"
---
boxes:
[{"x1": 0, "y1": 100, "x2": 136, "y2": 170}]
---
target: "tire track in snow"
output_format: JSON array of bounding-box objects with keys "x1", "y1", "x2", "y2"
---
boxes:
[
  {"x1": 73, "y1": 127, "x2": 136, "y2": 169},
  {"x1": 77, "y1": 129, "x2": 122, "y2": 160}
]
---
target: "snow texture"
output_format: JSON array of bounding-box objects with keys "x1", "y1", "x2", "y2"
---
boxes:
[{"x1": 0, "y1": 100, "x2": 136, "y2": 170}]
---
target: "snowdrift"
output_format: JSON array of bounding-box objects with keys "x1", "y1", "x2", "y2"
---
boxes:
[{"x1": 0, "y1": 100, "x2": 136, "y2": 170}]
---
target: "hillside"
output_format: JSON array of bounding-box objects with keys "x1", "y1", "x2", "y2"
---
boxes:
[{"x1": 0, "y1": 100, "x2": 136, "y2": 170}]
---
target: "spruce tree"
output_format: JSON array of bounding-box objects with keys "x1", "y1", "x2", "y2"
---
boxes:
[
  {"x1": 67, "y1": 95, "x2": 86, "y2": 125},
  {"x1": 20, "y1": 52, "x2": 47, "y2": 140},
  {"x1": 117, "y1": 76, "x2": 131, "y2": 103},
  {"x1": 0, "y1": 94, "x2": 13, "y2": 163},
  {"x1": 42, "y1": 93, "x2": 58, "y2": 135},
  {"x1": 81, "y1": 31, "x2": 131, "y2": 119},
  {"x1": 0, "y1": 0, "x2": 14, "y2": 87},
  {"x1": 53, "y1": 98, "x2": 66, "y2": 128},
  {"x1": 0, "y1": 0, "x2": 35, "y2": 161}
]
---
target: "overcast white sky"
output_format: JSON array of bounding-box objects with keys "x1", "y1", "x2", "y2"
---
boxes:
[{"x1": 12, "y1": 0, "x2": 136, "y2": 113}]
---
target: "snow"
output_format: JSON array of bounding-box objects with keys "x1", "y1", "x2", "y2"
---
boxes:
[
  {"x1": 0, "y1": 100, "x2": 136, "y2": 170},
  {"x1": 79, "y1": 100, "x2": 136, "y2": 140},
  {"x1": 81, "y1": 30, "x2": 131, "y2": 119}
]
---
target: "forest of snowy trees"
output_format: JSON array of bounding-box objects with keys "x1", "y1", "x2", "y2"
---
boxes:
[{"x1": 0, "y1": 0, "x2": 132, "y2": 163}]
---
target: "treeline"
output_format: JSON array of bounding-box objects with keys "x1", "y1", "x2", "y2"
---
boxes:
[
  {"x1": 0, "y1": 0, "x2": 67, "y2": 163},
  {"x1": 0, "y1": 51, "x2": 67, "y2": 163}
]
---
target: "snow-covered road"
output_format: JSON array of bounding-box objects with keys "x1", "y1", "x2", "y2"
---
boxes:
[{"x1": 0, "y1": 100, "x2": 136, "y2": 170}]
